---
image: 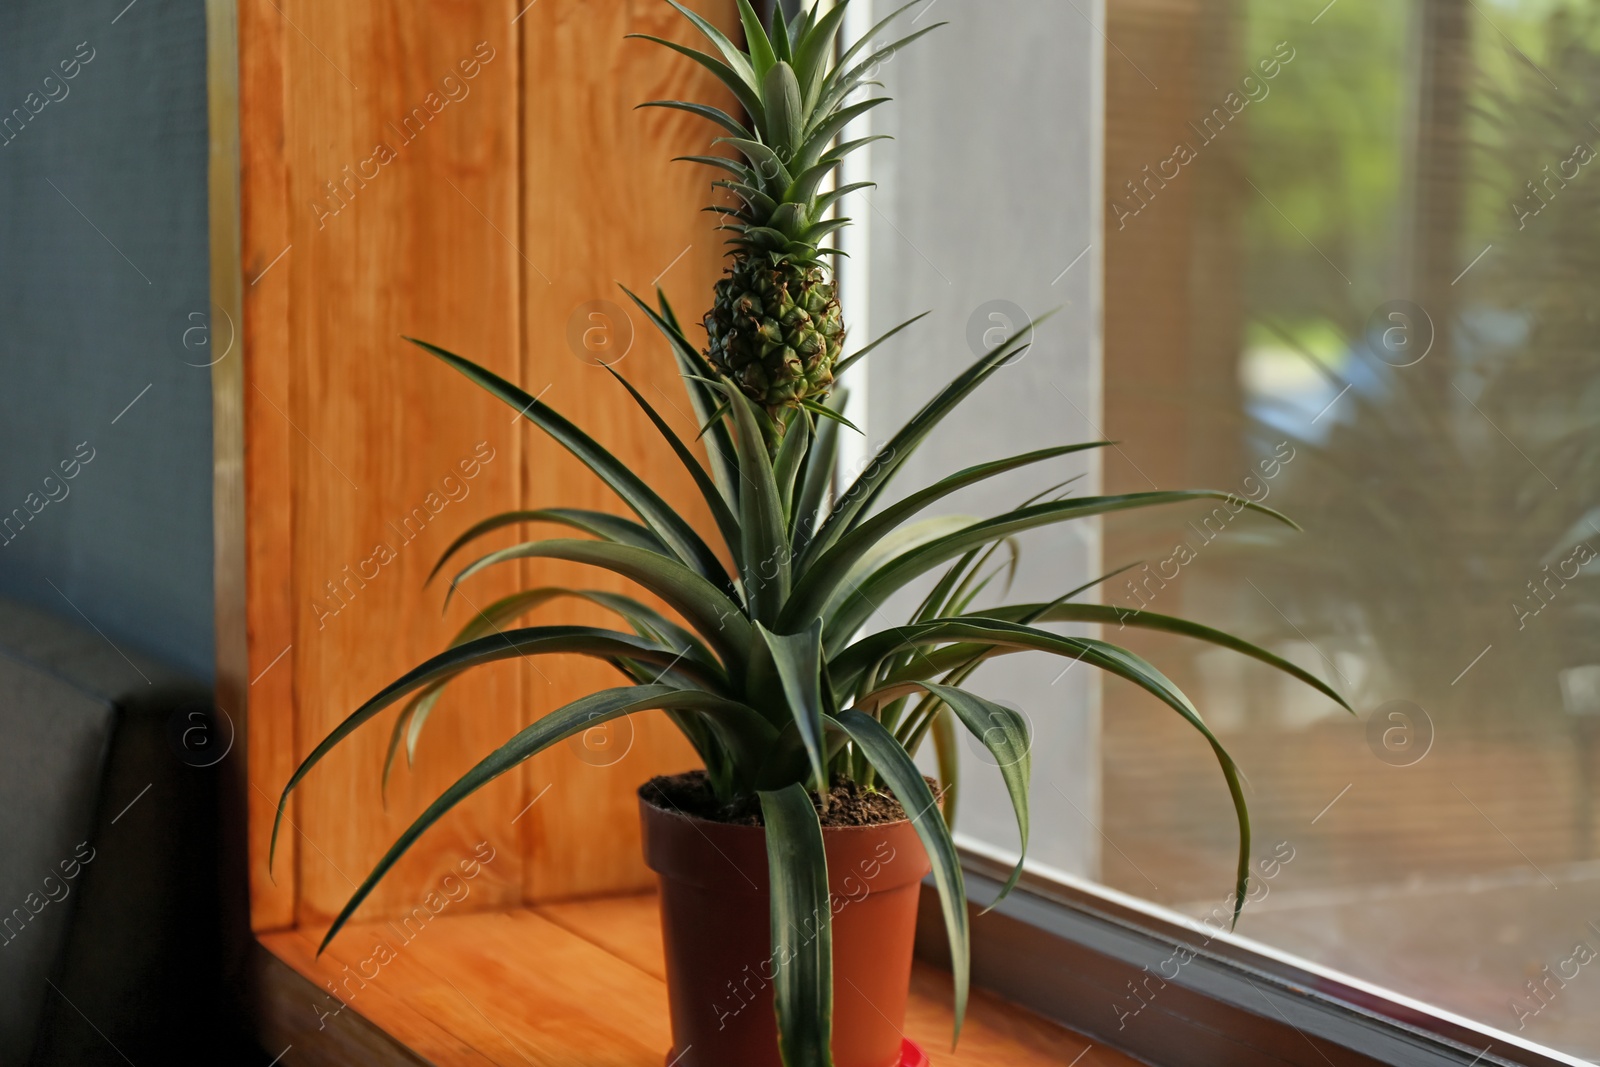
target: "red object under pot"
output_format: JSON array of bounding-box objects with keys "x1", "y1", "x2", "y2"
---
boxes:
[{"x1": 639, "y1": 792, "x2": 933, "y2": 1067}]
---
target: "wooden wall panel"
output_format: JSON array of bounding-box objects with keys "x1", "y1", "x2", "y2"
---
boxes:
[
  {"x1": 515, "y1": 0, "x2": 738, "y2": 902},
  {"x1": 231, "y1": 0, "x2": 744, "y2": 928},
  {"x1": 236, "y1": 0, "x2": 528, "y2": 928},
  {"x1": 285, "y1": 2, "x2": 526, "y2": 926}
]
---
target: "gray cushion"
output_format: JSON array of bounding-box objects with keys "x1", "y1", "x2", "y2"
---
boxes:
[
  {"x1": 0, "y1": 647, "x2": 116, "y2": 1062},
  {"x1": 0, "y1": 597, "x2": 236, "y2": 1064}
]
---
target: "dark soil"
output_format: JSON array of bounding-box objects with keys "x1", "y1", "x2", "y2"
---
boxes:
[{"x1": 640, "y1": 769, "x2": 934, "y2": 828}]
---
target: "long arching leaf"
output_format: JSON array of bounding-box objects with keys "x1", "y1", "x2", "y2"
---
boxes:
[
  {"x1": 883, "y1": 682, "x2": 1027, "y2": 904},
  {"x1": 271, "y1": 631, "x2": 723, "y2": 868},
  {"x1": 427, "y1": 509, "x2": 666, "y2": 585},
  {"x1": 406, "y1": 339, "x2": 735, "y2": 599},
  {"x1": 315, "y1": 686, "x2": 770, "y2": 952},
  {"x1": 807, "y1": 318, "x2": 1048, "y2": 563},
  {"x1": 784, "y1": 443, "x2": 1108, "y2": 625},
  {"x1": 444, "y1": 538, "x2": 752, "y2": 668},
  {"x1": 602, "y1": 364, "x2": 743, "y2": 564},
  {"x1": 840, "y1": 618, "x2": 1255, "y2": 925},
  {"x1": 971, "y1": 602, "x2": 1352, "y2": 712},
  {"x1": 825, "y1": 492, "x2": 1298, "y2": 645},
  {"x1": 383, "y1": 588, "x2": 585, "y2": 796},
  {"x1": 832, "y1": 709, "x2": 968, "y2": 1042},
  {"x1": 759, "y1": 783, "x2": 834, "y2": 1067},
  {"x1": 384, "y1": 588, "x2": 721, "y2": 793},
  {"x1": 831, "y1": 310, "x2": 930, "y2": 381},
  {"x1": 621, "y1": 286, "x2": 743, "y2": 513}
]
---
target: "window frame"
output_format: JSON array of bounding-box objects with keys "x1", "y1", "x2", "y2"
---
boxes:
[{"x1": 912, "y1": 848, "x2": 1589, "y2": 1067}]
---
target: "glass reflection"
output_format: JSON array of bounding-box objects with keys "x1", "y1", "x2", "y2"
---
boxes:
[{"x1": 1104, "y1": 0, "x2": 1600, "y2": 1055}]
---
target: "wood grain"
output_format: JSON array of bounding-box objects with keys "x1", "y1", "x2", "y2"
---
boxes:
[
  {"x1": 294, "y1": 3, "x2": 530, "y2": 926},
  {"x1": 246, "y1": 938, "x2": 453, "y2": 1066},
  {"x1": 235, "y1": 0, "x2": 533, "y2": 928},
  {"x1": 260, "y1": 910, "x2": 671, "y2": 1066},
  {"x1": 513, "y1": 0, "x2": 738, "y2": 902},
  {"x1": 536, "y1": 891, "x2": 667, "y2": 979},
  {"x1": 257, "y1": 896, "x2": 1136, "y2": 1066}
]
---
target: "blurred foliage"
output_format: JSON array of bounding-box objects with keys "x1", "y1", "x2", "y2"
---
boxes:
[
  {"x1": 1232, "y1": 1, "x2": 1600, "y2": 727},
  {"x1": 1240, "y1": 0, "x2": 1409, "y2": 327}
]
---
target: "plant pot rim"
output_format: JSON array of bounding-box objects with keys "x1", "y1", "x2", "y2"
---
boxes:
[
  {"x1": 636, "y1": 780, "x2": 918, "y2": 836},
  {"x1": 639, "y1": 787, "x2": 932, "y2": 894}
]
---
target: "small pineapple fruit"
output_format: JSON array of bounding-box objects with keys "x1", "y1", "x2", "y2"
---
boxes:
[{"x1": 706, "y1": 259, "x2": 844, "y2": 410}]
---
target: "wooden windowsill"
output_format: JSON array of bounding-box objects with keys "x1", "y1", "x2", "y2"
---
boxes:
[{"x1": 249, "y1": 893, "x2": 1138, "y2": 1066}]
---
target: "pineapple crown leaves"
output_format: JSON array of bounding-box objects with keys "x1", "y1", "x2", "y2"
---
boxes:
[{"x1": 630, "y1": 0, "x2": 947, "y2": 265}]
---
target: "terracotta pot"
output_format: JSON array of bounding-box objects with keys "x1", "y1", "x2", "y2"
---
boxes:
[{"x1": 639, "y1": 791, "x2": 932, "y2": 1067}]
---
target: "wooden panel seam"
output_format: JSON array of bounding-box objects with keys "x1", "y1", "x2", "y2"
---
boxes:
[{"x1": 514, "y1": 0, "x2": 740, "y2": 905}]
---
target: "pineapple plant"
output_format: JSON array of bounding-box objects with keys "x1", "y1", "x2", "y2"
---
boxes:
[{"x1": 274, "y1": 2, "x2": 1347, "y2": 1064}]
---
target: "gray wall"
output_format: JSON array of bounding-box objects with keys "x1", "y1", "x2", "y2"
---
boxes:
[
  {"x1": 0, "y1": 0, "x2": 1095, "y2": 857},
  {"x1": 0, "y1": 1, "x2": 214, "y2": 682}
]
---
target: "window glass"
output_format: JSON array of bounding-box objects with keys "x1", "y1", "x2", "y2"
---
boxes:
[{"x1": 853, "y1": 0, "x2": 1600, "y2": 1057}]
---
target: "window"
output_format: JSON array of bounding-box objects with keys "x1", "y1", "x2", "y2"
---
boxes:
[{"x1": 844, "y1": 0, "x2": 1600, "y2": 1061}]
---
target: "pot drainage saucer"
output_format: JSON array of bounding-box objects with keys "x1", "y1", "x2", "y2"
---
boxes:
[{"x1": 900, "y1": 1038, "x2": 931, "y2": 1066}]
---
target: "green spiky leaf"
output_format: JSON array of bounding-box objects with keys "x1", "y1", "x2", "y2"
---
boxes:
[
  {"x1": 832, "y1": 709, "x2": 968, "y2": 1040},
  {"x1": 760, "y1": 782, "x2": 833, "y2": 1067},
  {"x1": 760, "y1": 620, "x2": 828, "y2": 792}
]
